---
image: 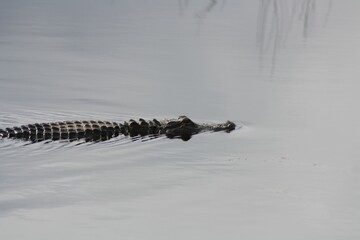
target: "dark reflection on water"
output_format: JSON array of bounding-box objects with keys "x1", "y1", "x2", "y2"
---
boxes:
[
  {"x1": 256, "y1": 0, "x2": 332, "y2": 73},
  {"x1": 195, "y1": 0, "x2": 218, "y2": 33},
  {"x1": 178, "y1": 0, "x2": 189, "y2": 16},
  {"x1": 195, "y1": 0, "x2": 218, "y2": 18}
]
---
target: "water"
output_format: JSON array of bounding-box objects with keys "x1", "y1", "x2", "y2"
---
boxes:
[{"x1": 0, "y1": 0, "x2": 359, "y2": 239}]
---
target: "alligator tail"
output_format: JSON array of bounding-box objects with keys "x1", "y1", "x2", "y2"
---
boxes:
[{"x1": 0, "y1": 120, "x2": 163, "y2": 142}]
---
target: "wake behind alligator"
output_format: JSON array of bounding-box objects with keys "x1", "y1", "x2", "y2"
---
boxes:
[{"x1": 0, "y1": 116, "x2": 236, "y2": 143}]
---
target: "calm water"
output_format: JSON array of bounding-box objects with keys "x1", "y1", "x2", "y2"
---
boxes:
[{"x1": 0, "y1": 0, "x2": 360, "y2": 239}]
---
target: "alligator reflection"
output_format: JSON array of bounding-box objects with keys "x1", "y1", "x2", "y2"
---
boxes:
[{"x1": 0, "y1": 116, "x2": 236, "y2": 143}]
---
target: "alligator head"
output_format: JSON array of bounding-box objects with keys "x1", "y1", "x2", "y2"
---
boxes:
[{"x1": 163, "y1": 116, "x2": 236, "y2": 141}]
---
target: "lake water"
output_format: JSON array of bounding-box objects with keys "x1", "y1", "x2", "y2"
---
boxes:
[{"x1": 0, "y1": 0, "x2": 359, "y2": 239}]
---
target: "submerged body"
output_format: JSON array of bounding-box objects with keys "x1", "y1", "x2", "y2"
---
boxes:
[{"x1": 0, "y1": 116, "x2": 236, "y2": 142}]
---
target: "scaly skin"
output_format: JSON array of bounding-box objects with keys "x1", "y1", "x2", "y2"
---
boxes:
[{"x1": 0, "y1": 116, "x2": 236, "y2": 142}]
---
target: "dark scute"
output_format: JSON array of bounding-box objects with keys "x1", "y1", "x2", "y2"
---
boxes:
[
  {"x1": 6, "y1": 128, "x2": 15, "y2": 137},
  {"x1": 14, "y1": 127, "x2": 23, "y2": 138},
  {"x1": 77, "y1": 130, "x2": 85, "y2": 138},
  {"x1": 84, "y1": 129, "x2": 93, "y2": 137},
  {"x1": 44, "y1": 132, "x2": 52, "y2": 139},
  {"x1": 60, "y1": 132, "x2": 69, "y2": 139},
  {"x1": 21, "y1": 126, "x2": 30, "y2": 139},
  {"x1": 93, "y1": 128, "x2": 101, "y2": 137},
  {"x1": 68, "y1": 129, "x2": 77, "y2": 139},
  {"x1": 153, "y1": 119, "x2": 161, "y2": 126},
  {"x1": 0, "y1": 128, "x2": 8, "y2": 138},
  {"x1": 52, "y1": 132, "x2": 60, "y2": 140}
]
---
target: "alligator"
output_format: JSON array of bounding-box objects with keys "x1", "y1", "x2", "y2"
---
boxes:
[{"x1": 0, "y1": 116, "x2": 236, "y2": 142}]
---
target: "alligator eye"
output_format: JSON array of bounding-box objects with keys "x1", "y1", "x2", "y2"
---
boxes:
[
  {"x1": 180, "y1": 117, "x2": 197, "y2": 128},
  {"x1": 181, "y1": 117, "x2": 191, "y2": 124},
  {"x1": 165, "y1": 120, "x2": 181, "y2": 129}
]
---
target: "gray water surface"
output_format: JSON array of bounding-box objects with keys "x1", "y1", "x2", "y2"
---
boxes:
[{"x1": 0, "y1": 1, "x2": 360, "y2": 239}]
